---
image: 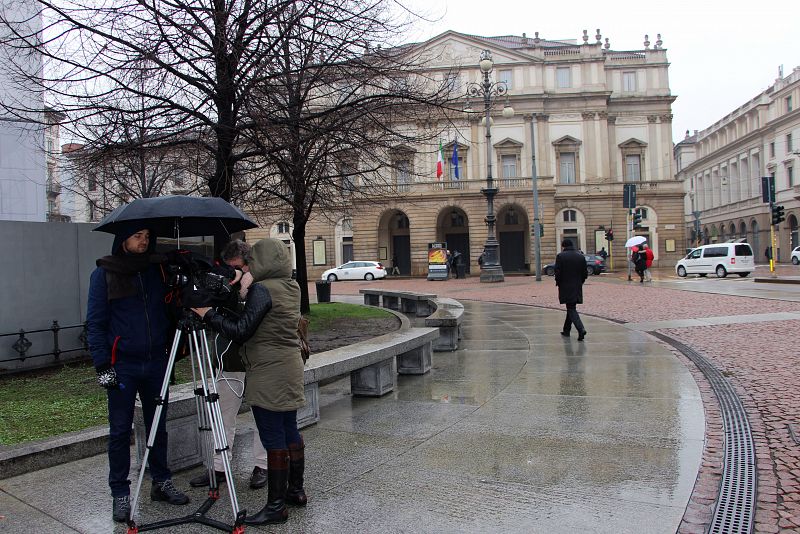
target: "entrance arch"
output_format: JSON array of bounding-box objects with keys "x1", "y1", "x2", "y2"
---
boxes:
[
  {"x1": 436, "y1": 206, "x2": 471, "y2": 273},
  {"x1": 378, "y1": 209, "x2": 411, "y2": 275},
  {"x1": 269, "y1": 221, "x2": 296, "y2": 270},
  {"x1": 334, "y1": 217, "x2": 353, "y2": 266},
  {"x1": 556, "y1": 207, "x2": 587, "y2": 252},
  {"x1": 497, "y1": 203, "x2": 529, "y2": 272}
]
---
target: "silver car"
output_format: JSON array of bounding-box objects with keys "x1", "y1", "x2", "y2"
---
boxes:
[{"x1": 321, "y1": 261, "x2": 387, "y2": 281}]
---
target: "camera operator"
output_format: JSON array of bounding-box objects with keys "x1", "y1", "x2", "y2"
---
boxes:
[
  {"x1": 187, "y1": 239, "x2": 269, "y2": 490},
  {"x1": 191, "y1": 237, "x2": 306, "y2": 526},
  {"x1": 86, "y1": 224, "x2": 190, "y2": 523}
]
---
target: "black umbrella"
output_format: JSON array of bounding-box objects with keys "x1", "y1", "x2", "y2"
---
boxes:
[{"x1": 93, "y1": 195, "x2": 257, "y2": 238}]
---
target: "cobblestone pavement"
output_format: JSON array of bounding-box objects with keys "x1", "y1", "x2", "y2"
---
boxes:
[{"x1": 320, "y1": 275, "x2": 800, "y2": 533}]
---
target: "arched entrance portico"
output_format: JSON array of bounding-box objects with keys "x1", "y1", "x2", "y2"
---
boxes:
[
  {"x1": 378, "y1": 209, "x2": 411, "y2": 275},
  {"x1": 437, "y1": 206, "x2": 471, "y2": 273},
  {"x1": 497, "y1": 203, "x2": 529, "y2": 272}
]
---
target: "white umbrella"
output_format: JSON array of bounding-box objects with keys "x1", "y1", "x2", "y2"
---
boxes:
[{"x1": 625, "y1": 235, "x2": 647, "y2": 248}]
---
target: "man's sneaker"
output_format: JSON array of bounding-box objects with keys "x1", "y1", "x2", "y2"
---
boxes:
[
  {"x1": 249, "y1": 466, "x2": 268, "y2": 489},
  {"x1": 189, "y1": 470, "x2": 226, "y2": 488},
  {"x1": 112, "y1": 495, "x2": 130, "y2": 523},
  {"x1": 151, "y1": 480, "x2": 190, "y2": 505}
]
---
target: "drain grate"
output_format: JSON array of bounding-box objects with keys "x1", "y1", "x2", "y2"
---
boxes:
[{"x1": 652, "y1": 333, "x2": 756, "y2": 534}]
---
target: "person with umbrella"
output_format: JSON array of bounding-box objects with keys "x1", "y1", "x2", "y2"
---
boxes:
[
  {"x1": 555, "y1": 239, "x2": 588, "y2": 341},
  {"x1": 87, "y1": 223, "x2": 190, "y2": 523},
  {"x1": 631, "y1": 245, "x2": 647, "y2": 283}
]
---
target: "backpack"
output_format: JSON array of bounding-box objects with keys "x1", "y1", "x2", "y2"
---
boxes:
[{"x1": 297, "y1": 316, "x2": 311, "y2": 363}]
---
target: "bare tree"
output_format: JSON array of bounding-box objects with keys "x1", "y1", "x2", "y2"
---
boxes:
[
  {"x1": 237, "y1": 1, "x2": 457, "y2": 311},
  {"x1": 0, "y1": 0, "x2": 303, "y2": 201}
]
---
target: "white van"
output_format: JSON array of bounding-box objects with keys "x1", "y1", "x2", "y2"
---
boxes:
[{"x1": 676, "y1": 243, "x2": 754, "y2": 278}]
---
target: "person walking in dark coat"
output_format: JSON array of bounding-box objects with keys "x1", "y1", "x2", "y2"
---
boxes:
[{"x1": 555, "y1": 239, "x2": 588, "y2": 341}]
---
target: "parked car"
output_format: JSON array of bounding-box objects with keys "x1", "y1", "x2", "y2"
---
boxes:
[
  {"x1": 322, "y1": 261, "x2": 386, "y2": 281},
  {"x1": 675, "y1": 243, "x2": 754, "y2": 278},
  {"x1": 543, "y1": 254, "x2": 606, "y2": 276},
  {"x1": 792, "y1": 246, "x2": 800, "y2": 265}
]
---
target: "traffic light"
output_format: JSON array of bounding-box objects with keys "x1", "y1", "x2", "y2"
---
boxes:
[
  {"x1": 539, "y1": 223, "x2": 544, "y2": 237},
  {"x1": 633, "y1": 209, "x2": 643, "y2": 229},
  {"x1": 772, "y1": 204, "x2": 785, "y2": 225},
  {"x1": 605, "y1": 229, "x2": 614, "y2": 241}
]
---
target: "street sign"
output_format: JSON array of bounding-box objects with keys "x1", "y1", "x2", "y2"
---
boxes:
[
  {"x1": 623, "y1": 183, "x2": 636, "y2": 209},
  {"x1": 761, "y1": 176, "x2": 775, "y2": 204}
]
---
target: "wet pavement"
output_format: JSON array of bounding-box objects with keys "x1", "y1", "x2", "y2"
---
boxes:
[{"x1": 0, "y1": 299, "x2": 704, "y2": 533}]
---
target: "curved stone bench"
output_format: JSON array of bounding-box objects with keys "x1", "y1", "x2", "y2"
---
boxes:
[
  {"x1": 425, "y1": 297, "x2": 464, "y2": 352},
  {"x1": 360, "y1": 289, "x2": 435, "y2": 317}
]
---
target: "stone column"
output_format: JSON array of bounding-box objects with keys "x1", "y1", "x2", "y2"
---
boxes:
[
  {"x1": 581, "y1": 111, "x2": 597, "y2": 182},
  {"x1": 647, "y1": 115, "x2": 659, "y2": 181},
  {"x1": 606, "y1": 115, "x2": 618, "y2": 182}
]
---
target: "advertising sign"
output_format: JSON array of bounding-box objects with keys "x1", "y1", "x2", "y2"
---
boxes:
[{"x1": 427, "y1": 242, "x2": 449, "y2": 280}]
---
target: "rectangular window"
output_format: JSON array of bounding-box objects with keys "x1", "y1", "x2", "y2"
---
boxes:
[
  {"x1": 626, "y1": 154, "x2": 641, "y2": 181},
  {"x1": 556, "y1": 67, "x2": 571, "y2": 88},
  {"x1": 88, "y1": 176, "x2": 97, "y2": 192},
  {"x1": 449, "y1": 156, "x2": 465, "y2": 180},
  {"x1": 789, "y1": 166, "x2": 795, "y2": 187},
  {"x1": 396, "y1": 159, "x2": 411, "y2": 192},
  {"x1": 501, "y1": 155, "x2": 517, "y2": 178},
  {"x1": 559, "y1": 152, "x2": 576, "y2": 184},
  {"x1": 770, "y1": 142, "x2": 775, "y2": 158},
  {"x1": 622, "y1": 71, "x2": 636, "y2": 92},
  {"x1": 788, "y1": 133, "x2": 793, "y2": 152},
  {"x1": 498, "y1": 69, "x2": 512, "y2": 90},
  {"x1": 788, "y1": 95, "x2": 794, "y2": 112}
]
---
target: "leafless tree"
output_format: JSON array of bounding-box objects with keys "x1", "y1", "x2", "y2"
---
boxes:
[{"x1": 236, "y1": 2, "x2": 459, "y2": 311}]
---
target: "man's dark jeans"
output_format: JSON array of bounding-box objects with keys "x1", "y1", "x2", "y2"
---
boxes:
[
  {"x1": 562, "y1": 303, "x2": 585, "y2": 334},
  {"x1": 107, "y1": 358, "x2": 170, "y2": 497}
]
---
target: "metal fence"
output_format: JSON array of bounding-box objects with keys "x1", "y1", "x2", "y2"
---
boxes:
[{"x1": 0, "y1": 321, "x2": 89, "y2": 369}]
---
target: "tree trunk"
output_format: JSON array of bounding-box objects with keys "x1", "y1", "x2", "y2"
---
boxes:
[{"x1": 293, "y1": 214, "x2": 310, "y2": 314}]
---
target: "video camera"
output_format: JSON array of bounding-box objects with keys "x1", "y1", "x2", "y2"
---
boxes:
[{"x1": 164, "y1": 249, "x2": 234, "y2": 308}]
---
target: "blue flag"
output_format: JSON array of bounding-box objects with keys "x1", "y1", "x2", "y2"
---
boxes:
[{"x1": 451, "y1": 143, "x2": 459, "y2": 180}]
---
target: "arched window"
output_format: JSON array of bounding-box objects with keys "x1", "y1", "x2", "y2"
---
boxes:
[
  {"x1": 563, "y1": 209, "x2": 577, "y2": 222},
  {"x1": 397, "y1": 215, "x2": 410, "y2": 229},
  {"x1": 276, "y1": 221, "x2": 290, "y2": 234}
]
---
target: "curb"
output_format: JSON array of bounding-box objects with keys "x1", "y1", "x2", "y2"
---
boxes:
[{"x1": 0, "y1": 425, "x2": 110, "y2": 480}]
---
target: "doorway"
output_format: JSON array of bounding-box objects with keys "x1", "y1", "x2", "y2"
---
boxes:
[
  {"x1": 499, "y1": 231, "x2": 526, "y2": 271},
  {"x1": 392, "y1": 235, "x2": 411, "y2": 274},
  {"x1": 445, "y1": 233, "x2": 471, "y2": 274}
]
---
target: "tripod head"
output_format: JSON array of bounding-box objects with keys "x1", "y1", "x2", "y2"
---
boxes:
[{"x1": 176, "y1": 308, "x2": 208, "y2": 332}]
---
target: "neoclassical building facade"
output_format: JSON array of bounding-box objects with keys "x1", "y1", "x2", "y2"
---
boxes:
[
  {"x1": 675, "y1": 67, "x2": 800, "y2": 262},
  {"x1": 251, "y1": 30, "x2": 685, "y2": 278}
]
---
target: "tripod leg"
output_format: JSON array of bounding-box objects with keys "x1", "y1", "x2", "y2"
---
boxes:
[
  {"x1": 128, "y1": 327, "x2": 183, "y2": 526},
  {"x1": 191, "y1": 328, "x2": 242, "y2": 518}
]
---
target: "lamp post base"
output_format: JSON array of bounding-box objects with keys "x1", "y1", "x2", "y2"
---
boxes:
[{"x1": 479, "y1": 265, "x2": 505, "y2": 283}]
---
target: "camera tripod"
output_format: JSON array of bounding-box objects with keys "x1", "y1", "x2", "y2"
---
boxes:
[{"x1": 126, "y1": 311, "x2": 246, "y2": 533}]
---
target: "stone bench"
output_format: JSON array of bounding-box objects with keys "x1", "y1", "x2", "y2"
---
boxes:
[
  {"x1": 425, "y1": 298, "x2": 464, "y2": 352},
  {"x1": 297, "y1": 326, "x2": 439, "y2": 428},
  {"x1": 359, "y1": 289, "x2": 436, "y2": 317}
]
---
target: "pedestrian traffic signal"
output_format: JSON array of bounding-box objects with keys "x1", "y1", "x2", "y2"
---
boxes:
[
  {"x1": 772, "y1": 204, "x2": 785, "y2": 225},
  {"x1": 539, "y1": 223, "x2": 544, "y2": 237},
  {"x1": 633, "y1": 209, "x2": 643, "y2": 229},
  {"x1": 605, "y1": 229, "x2": 614, "y2": 241}
]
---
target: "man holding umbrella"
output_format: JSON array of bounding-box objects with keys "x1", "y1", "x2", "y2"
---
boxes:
[{"x1": 87, "y1": 223, "x2": 190, "y2": 522}]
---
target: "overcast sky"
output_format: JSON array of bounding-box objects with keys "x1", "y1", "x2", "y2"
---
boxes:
[{"x1": 402, "y1": 0, "x2": 796, "y2": 143}]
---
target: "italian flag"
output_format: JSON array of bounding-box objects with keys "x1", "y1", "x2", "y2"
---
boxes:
[{"x1": 436, "y1": 140, "x2": 444, "y2": 179}]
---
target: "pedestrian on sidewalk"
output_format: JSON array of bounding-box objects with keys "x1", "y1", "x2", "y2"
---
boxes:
[
  {"x1": 555, "y1": 239, "x2": 588, "y2": 341},
  {"x1": 192, "y1": 238, "x2": 308, "y2": 526},
  {"x1": 187, "y1": 239, "x2": 269, "y2": 491},
  {"x1": 87, "y1": 224, "x2": 190, "y2": 523},
  {"x1": 632, "y1": 245, "x2": 647, "y2": 283},
  {"x1": 390, "y1": 253, "x2": 400, "y2": 276},
  {"x1": 643, "y1": 244, "x2": 654, "y2": 282}
]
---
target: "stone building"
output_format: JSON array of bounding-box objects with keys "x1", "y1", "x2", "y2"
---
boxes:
[
  {"x1": 675, "y1": 66, "x2": 800, "y2": 262},
  {"x1": 250, "y1": 30, "x2": 685, "y2": 279}
]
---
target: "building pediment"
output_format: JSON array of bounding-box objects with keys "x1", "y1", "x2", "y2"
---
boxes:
[
  {"x1": 494, "y1": 137, "x2": 523, "y2": 149},
  {"x1": 618, "y1": 137, "x2": 648, "y2": 148},
  {"x1": 443, "y1": 140, "x2": 469, "y2": 151},
  {"x1": 552, "y1": 135, "x2": 582, "y2": 146},
  {"x1": 415, "y1": 31, "x2": 539, "y2": 69}
]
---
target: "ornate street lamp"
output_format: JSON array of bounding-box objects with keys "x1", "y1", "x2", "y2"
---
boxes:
[{"x1": 466, "y1": 49, "x2": 514, "y2": 282}]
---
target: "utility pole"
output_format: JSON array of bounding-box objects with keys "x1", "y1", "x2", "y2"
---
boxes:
[{"x1": 529, "y1": 116, "x2": 541, "y2": 281}]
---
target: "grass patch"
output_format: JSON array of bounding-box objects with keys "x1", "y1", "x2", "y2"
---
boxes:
[
  {"x1": 304, "y1": 302, "x2": 393, "y2": 332},
  {"x1": 0, "y1": 302, "x2": 389, "y2": 445},
  {"x1": 0, "y1": 359, "x2": 195, "y2": 446}
]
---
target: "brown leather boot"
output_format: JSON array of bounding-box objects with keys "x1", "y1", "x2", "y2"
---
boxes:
[
  {"x1": 244, "y1": 450, "x2": 289, "y2": 525},
  {"x1": 286, "y1": 440, "x2": 307, "y2": 506}
]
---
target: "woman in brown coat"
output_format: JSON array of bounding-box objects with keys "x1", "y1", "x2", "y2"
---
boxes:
[{"x1": 193, "y1": 237, "x2": 306, "y2": 525}]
